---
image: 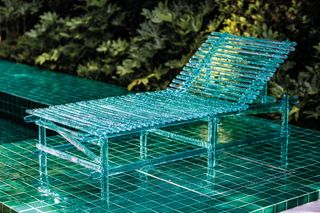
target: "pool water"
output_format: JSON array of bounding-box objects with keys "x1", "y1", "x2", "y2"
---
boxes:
[{"x1": 0, "y1": 115, "x2": 319, "y2": 212}]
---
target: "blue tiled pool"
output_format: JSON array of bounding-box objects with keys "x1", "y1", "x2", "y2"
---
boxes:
[{"x1": 0, "y1": 116, "x2": 319, "y2": 212}]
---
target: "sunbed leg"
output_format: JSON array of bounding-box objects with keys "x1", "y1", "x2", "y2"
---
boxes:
[
  {"x1": 39, "y1": 126, "x2": 48, "y2": 186},
  {"x1": 280, "y1": 134, "x2": 289, "y2": 169},
  {"x1": 280, "y1": 94, "x2": 289, "y2": 168},
  {"x1": 140, "y1": 131, "x2": 148, "y2": 159},
  {"x1": 280, "y1": 94, "x2": 289, "y2": 137},
  {"x1": 100, "y1": 138, "x2": 109, "y2": 207},
  {"x1": 207, "y1": 116, "x2": 219, "y2": 176}
]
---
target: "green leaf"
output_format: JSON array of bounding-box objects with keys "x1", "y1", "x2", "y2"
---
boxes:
[
  {"x1": 142, "y1": 2, "x2": 173, "y2": 23},
  {"x1": 116, "y1": 65, "x2": 133, "y2": 77},
  {"x1": 35, "y1": 53, "x2": 50, "y2": 65},
  {"x1": 116, "y1": 59, "x2": 140, "y2": 76},
  {"x1": 85, "y1": 0, "x2": 107, "y2": 8},
  {"x1": 191, "y1": 15, "x2": 203, "y2": 32},
  {"x1": 97, "y1": 41, "x2": 112, "y2": 53},
  {"x1": 127, "y1": 73, "x2": 155, "y2": 91},
  {"x1": 152, "y1": 2, "x2": 173, "y2": 23},
  {"x1": 110, "y1": 39, "x2": 129, "y2": 56}
]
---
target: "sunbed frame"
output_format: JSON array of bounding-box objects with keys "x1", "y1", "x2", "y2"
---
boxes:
[{"x1": 25, "y1": 32, "x2": 296, "y2": 202}]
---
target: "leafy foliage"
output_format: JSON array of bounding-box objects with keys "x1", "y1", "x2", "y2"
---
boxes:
[{"x1": 0, "y1": 0, "x2": 319, "y2": 130}]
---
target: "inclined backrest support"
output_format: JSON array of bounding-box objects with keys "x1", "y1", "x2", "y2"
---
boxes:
[{"x1": 169, "y1": 32, "x2": 296, "y2": 106}]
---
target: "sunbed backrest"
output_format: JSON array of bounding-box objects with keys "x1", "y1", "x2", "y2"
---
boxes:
[{"x1": 169, "y1": 32, "x2": 296, "y2": 105}]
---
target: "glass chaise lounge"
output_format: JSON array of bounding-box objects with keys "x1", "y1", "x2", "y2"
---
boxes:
[{"x1": 25, "y1": 32, "x2": 296, "y2": 202}]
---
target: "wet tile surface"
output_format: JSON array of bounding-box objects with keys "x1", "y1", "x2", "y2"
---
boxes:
[
  {"x1": 0, "y1": 59, "x2": 128, "y2": 106},
  {"x1": 0, "y1": 116, "x2": 319, "y2": 212},
  {"x1": 0, "y1": 115, "x2": 36, "y2": 144},
  {"x1": 0, "y1": 59, "x2": 128, "y2": 118}
]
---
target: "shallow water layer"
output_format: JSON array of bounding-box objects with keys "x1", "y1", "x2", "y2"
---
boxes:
[{"x1": 0, "y1": 116, "x2": 319, "y2": 212}]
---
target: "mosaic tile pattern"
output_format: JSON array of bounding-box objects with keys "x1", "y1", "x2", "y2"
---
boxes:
[
  {"x1": 0, "y1": 115, "x2": 36, "y2": 144},
  {"x1": 0, "y1": 116, "x2": 319, "y2": 212},
  {"x1": 0, "y1": 59, "x2": 128, "y2": 105},
  {"x1": 0, "y1": 59, "x2": 128, "y2": 118},
  {"x1": 0, "y1": 93, "x2": 46, "y2": 118}
]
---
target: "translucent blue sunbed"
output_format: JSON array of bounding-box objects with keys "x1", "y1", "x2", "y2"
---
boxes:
[{"x1": 25, "y1": 32, "x2": 296, "y2": 202}]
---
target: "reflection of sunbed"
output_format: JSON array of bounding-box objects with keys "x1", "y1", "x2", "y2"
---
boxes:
[{"x1": 25, "y1": 32, "x2": 296, "y2": 201}]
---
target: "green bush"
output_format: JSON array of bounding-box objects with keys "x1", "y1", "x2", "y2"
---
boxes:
[{"x1": 0, "y1": 0, "x2": 319, "y2": 130}]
